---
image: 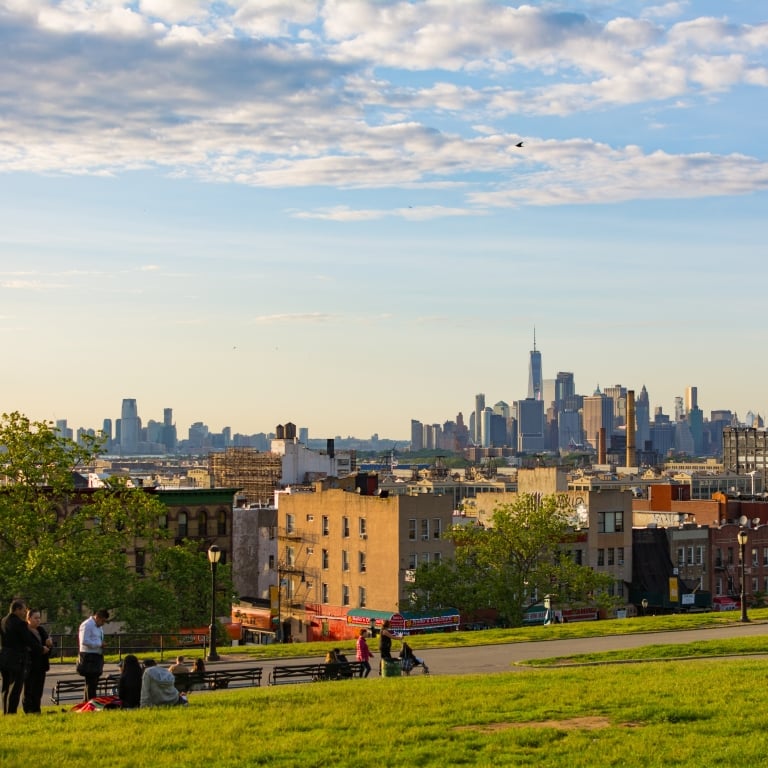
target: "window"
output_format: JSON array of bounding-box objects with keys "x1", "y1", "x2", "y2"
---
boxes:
[
  {"x1": 687, "y1": 547, "x2": 694, "y2": 566},
  {"x1": 321, "y1": 549, "x2": 329, "y2": 569},
  {"x1": 607, "y1": 548, "x2": 615, "y2": 566},
  {"x1": 598, "y1": 511, "x2": 625, "y2": 533},
  {"x1": 764, "y1": 548, "x2": 768, "y2": 567},
  {"x1": 217, "y1": 510, "x2": 227, "y2": 535},
  {"x1": 408, "y1": 552, "x2": 418, "y2": 569},
  {"x1": 677, "y1": 547, "x2": 684, "y2": 566},
  {"x1": 359, "y1": 587, "x2": 367, "y2": 607},
  {"x1": 286, "y1": 547, "x2": 295, "y2": 567},
  {"x1": 268, "y1": 554, "x2": 275, "y2": 570},
  {"x1": 408, "y1": 519, "x2": 417, "y2": 541},
  {"x1": 198, "y1": 511, "x2": 208, "y2": 537},
  {"x1": 597, "y1": 548, "x2": 605, "y2": 566},
  {"x1": 433, "y1": 552, "x2": 441, "y2": 564},
  {"x1": 727, "y1": 547, "x2": 734, "y2": 565},
  {"x1": 421, "y1": 552, "x2": 430, "y2": 565},
  {"x1": 342, "y1": 516, "x2": 350, "y2": 538},
  {"x1": 158, "y1": 513, "x2": 168, "y2": 529},
  {"x1": 342, "y1": 550, "x2": 349, "y2": 571},
  {"x1": 570, "y1": 549, "x2": 583, "y2": 565},
  {"x1": 696, "y1": 546, "x2": 704, "y2": 566},
  {"x1": 432, "y1": 518, "x2": 442, "y2": 539},
  {"x1": 306, "y1": 514, "x2": 314, "y2": 522},
  {"x1": 286, "y1": 514, "x2": 295, "y2": 534},
  {"x1": 421, "y1": 519, "x2": 430, "y2": 540},
  {"x1": 752, "y1": 548, "x2": 759, "y2": 567},
  {"x1": 321, "y1": 583, "x2": 329, "y2": 603},
  {"x1": 322, "y1": 516, "x2": 329, "y2": 536},
  {"x1": 752, "y1": 577, "x2": 759, "y2": 593},
  {"x1": 178, "y1": 512, "x2": 188, "y2": 538},
  {"x1": 715, "y1": 578, "x2": 722, "y2": 596},
  {"x1": 715, "y1": 547, "x2": 723, "y2": 567},
  {"x1": 342, "y1": 585, "x2": 350, "y2": 606},
  {"x1": 359, "y1": 552, "x2": 366, "y2": 573},
  {"x1": 617, "y1": 547, "x2": 624, "y2": 566},
  {"x1": 359, "y1": 518, "x2": 367, "y2": 537}
]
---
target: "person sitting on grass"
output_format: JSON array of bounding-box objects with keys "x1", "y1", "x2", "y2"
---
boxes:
[{"x1": 140, "y1": 659, "x2": 186, "y2": 708}]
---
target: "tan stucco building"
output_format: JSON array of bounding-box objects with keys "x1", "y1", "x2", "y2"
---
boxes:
[{"x1": 275, "y1": 484, "x2": 455, "y2": 641}]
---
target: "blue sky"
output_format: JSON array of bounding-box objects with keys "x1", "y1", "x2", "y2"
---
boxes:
[{"x1": 1, "y1": 1, "x2": 766, "y2": 440}]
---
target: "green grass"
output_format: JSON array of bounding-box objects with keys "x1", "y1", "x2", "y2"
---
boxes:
[
  {"x1": 13, "y1": 611, "x2": 764, "y2": 768},
  {"x1": 3, "y1": 656, "x2": 768, "y2": 767}
]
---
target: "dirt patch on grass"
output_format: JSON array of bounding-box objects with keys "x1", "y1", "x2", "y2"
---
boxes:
[{"x1": 455, "y1": 717, "x2": 642, "y2": 733}]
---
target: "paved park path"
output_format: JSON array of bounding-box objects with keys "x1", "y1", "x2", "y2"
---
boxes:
[{"x1": 47, "y1": 620, "x2": 768, "y2": 686}]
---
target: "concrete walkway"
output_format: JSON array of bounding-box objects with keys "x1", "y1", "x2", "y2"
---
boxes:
[{"x1": 48, "y1": 621, "x2": 768, "y2": 686}]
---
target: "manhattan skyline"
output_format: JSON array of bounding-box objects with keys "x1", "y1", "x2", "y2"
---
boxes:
[{"x1": 0, "y1": 2, "x2": 766, "y2": 437}]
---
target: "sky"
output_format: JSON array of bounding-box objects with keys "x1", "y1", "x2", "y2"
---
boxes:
[{"x1": 1, "y1": 1, "x2": 766, "y2": 441}]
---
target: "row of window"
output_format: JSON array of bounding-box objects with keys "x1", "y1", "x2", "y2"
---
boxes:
[
  {"x1": 712, "y1": 546, "x2": 768, "y2": 568},
  {"x1": 715, "y1": 576, "x2": 768, "y2": 595},
  {"x1": 319, "y1": 584, "x2": 366, "y2": 607},
  {"x1": 159, "y1": 510, "x2": 227, "y2": 537},
  {"x1": 282, "y1": 547, "x2": 443, "y2": 572},
  {"x1": 596, "y1": 548, "x2": 625, "y2": 567},
  {"x1": 284, "y1": 514, "x2": 444, "y2": 540}
]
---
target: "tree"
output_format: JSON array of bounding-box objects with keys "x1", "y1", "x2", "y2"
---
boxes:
[
  {"x1": 410, "y1": 493, "x2": 615, "y2": 626},
  {"x1": 0, "y1": 412, "x2": 221, "y2": 632},
  {"x1": 118, "y1": 539, "x2": 235, "y2": 633}
]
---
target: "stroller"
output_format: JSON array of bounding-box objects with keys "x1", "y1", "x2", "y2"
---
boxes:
[{"x1": 399, "y1": 641, "x2": 429, "y2": 675}]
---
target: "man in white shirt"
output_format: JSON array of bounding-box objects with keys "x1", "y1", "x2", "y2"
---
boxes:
[{"x1": 77, "y1": 609, "x2": 109, "y2": 700}]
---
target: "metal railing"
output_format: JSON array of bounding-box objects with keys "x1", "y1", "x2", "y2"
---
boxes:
[{"x1": 48, "y1": 632, "x2": 213, "y2": 664}]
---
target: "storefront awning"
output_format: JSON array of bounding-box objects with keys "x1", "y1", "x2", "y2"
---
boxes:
[{"x1": 346, "y1": 608, "x2": 460, "y2": 633}]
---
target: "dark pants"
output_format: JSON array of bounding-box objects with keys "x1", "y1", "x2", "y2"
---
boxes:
[
  {"x1": 359, "y1": 660, "x2": 371, "y2": 678},
  {"x1": 1, "y1": 665, "x2": 26, "y2": 715},
  {"x1": 23, "y1": 669, "x2": 46, "y2": 714},
  {"x1": 84, "y1": 674, "x2": 100, "y2": 701}
]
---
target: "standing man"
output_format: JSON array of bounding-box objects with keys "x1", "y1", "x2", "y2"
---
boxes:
[
  {"x1": 0, "y1": 599, "x2": 31, "y2": 715},
  {"x1": 77, "y1": 609, "x2": 109, "y2": 701}
]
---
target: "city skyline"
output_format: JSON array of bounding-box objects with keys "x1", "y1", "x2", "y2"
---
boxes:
[{"x1": 1, "y1": 2, "x2": 766, "y2": 438}]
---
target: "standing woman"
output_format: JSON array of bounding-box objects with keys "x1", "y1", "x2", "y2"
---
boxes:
[
  {"x1": 355, "y1": 628, "x2": 374, "y2": 678},
  {"x1": 23, "y1": 609, "x2": 52, "y2": 714},
  {"x1": 0, "y1": 600, "x2": 31, "y2": 715}
]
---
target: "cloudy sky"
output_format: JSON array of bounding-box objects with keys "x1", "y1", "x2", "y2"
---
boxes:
[{"x1": 1, "y1": 1, "x2": 766, "y2": 441}]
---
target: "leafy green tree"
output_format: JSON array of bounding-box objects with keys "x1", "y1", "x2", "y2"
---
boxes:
[
  {"x1": 0, "y1": 412, "x2": 226, "y2": 633},
  {"x1": 410, "y1": 493, "x2": 615, "y2": 626},
  {"x1": 118, "y1": 539, "x2": 235, "y2": 633}
]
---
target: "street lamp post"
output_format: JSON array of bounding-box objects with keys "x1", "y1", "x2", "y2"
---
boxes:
[
  {"x1": 207, "y1": 545, "x2": 222, "y2": 661},
  {"x1": 737, "y1": 529, "x2": 750, "y2": 624}
]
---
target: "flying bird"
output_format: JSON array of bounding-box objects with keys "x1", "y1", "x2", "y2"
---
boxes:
[{"x1": 515, "y1": 141, "x2": 524, "y2": 148}]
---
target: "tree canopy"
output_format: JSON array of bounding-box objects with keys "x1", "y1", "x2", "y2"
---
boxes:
[
  {"x1": 0, "y1": 412, "x2": 231, "y2": 632},
  {"x1": 409, "y1": 493, "x2": 617, "y2": 626}
]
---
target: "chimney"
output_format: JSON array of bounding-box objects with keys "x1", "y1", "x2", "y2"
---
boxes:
[{"x1": 626, "y1": 390, "x2": 636, "y2": 468}]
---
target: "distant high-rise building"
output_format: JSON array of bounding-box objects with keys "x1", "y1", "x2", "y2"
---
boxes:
[
  {"x1": 582, "y1": 387, "x2": 614, "y2": 451},
  {"x1": 474, "y1": 393, "x2": 485, "y2": 445},
  {"x1": 120, "y1": 398, "x2": 140, "y2": 455},
  {"x1": 685, "y1": 386, "x2": 698, "y2": 414},
  {"x1": 410, "y1": 419, "x2": 424, "y2": 451},
  {"x1": 55, "y1": 419, "x2": 73, "y2": 440},
  {"x1": 635, "y1": 386, "x2": 650, "y2": 450},
  {"x1": 516, "y1": 398, "x2": 545, "y2": 453},
  {"x1": 102, "y1": 418, "x2": 112, "y2": 441},
  {"x1": 161, "y1": 408, "x2": 177, "y2": 454},
  {"x1": 554, "y1": 372, "x2": 575, "y2": 412},
  {"x1": 603, "y1": 384, "x2": 626, "y2": 429},
  {"x1": 527, "y1": 330, "x2": 542, "y2": 401},
  {"x1": 674, "y1": 396, "x2": 685, "y2": 422}
]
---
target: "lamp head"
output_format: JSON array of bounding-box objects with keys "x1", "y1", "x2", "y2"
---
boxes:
[
  {"x1": 737, "y1": 530, "x2": 748, "y2": 547},
  {"x1": 208, "y1": 544, "x2": 222, "y2": 564}
]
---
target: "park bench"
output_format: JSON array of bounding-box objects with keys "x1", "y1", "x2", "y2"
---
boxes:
[
  {"x1": 268, "y1": 661, "x2": 364, "y2": 685},
  {"x1": 50, "y1": 674, "x2": 119, "y2": 705},
  {"x1": 172, "y1": 667, "x2": 263, "y2": 692}
]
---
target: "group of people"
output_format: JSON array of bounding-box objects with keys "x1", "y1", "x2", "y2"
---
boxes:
[
  {"x1": 116, "y1": 654, "x2": 199, "y2": 708},
  {"x1": 354, "y1": 620, "x2": 429, "y2": 677},
  {"x1": 0, "y1": 600, "x2": 54, "y2": 715}
]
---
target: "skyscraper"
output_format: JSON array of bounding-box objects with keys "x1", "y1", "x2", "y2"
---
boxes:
[
  {"x1": 120, "y1": 398, "x2": 140, "y2": 455},
  {"x1": 474, "y1": 393, "x2": 485, "y2": 445},
  {"x1": 527, "y1": 330, "x2": 542, "y2": 401}
]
